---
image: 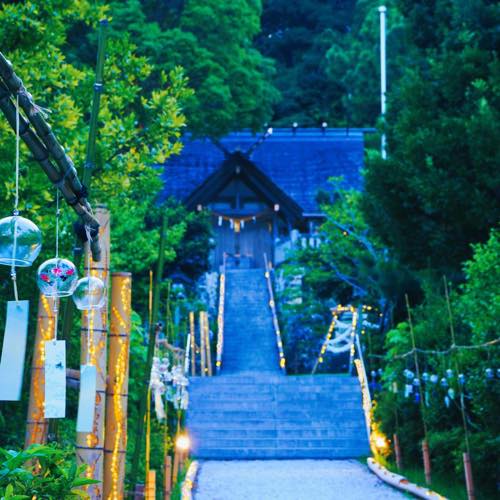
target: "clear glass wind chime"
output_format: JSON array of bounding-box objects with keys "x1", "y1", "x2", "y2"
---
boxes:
[
  {"x1": 36, "y1": 180, "x2": 80, "y2": 419},
  {"x1": 74, "y1": 224, "x2": 106, "y2": 433},
  {"x1": 0, "y1": 95, "x2": 42, "y2": 401}
]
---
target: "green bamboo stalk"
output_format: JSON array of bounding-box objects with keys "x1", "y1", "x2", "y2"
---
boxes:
[
  {"x1": 129, "y1": 213, "x2": 168, "y2": 492},
  {"x1": 61, "y1": 19, "x2": 108, "y2": 346},
  {"x1": 83, "y1": 19, "x2": 108, "y2": 191}
]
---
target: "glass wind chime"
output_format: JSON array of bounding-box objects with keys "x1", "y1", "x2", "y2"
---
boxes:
[
  {"x1": 35, "y1": 188, "x2": 81, "y2": 419},
  {"x1": 0, "y1": 95, "x2": 42, "y2": 401},
  {"x1": 150, "y1": 356, "x2": 189, "y2": 422},
  {"x1": 73, "y1": 226, "x2": 106, "y2": 432}
]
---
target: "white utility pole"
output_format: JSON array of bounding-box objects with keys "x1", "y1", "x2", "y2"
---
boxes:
[{"x1": 379, "y1": 5, "x2": 387, "y2": 159}]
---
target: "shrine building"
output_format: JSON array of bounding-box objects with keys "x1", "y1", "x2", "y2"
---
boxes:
[{"x1": 160, "y1": 128, "x2": 369, "y2": 269}]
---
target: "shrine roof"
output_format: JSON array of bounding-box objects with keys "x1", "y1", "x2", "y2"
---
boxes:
[{"x1": 159, "y1": 128, "x2": 369, "y2": 214}]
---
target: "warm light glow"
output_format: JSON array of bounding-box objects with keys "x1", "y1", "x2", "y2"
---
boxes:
[{"x1": 176, "y1": 434, "x2": 191, "y2": 452}]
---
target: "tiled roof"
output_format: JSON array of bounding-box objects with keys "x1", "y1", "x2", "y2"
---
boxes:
[{"x1": 160, "y1": 128, "x2": 367, "y2": 214}]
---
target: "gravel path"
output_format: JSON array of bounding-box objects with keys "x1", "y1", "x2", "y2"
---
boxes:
[{"x1": 194, "y1": 460, "x2": 407, "y2": 500}]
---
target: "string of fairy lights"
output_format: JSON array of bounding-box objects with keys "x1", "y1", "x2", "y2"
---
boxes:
[
  {"x1": 264, "y1": 261, "x2": 286, "y2": 370},
  {"x1": 216, "y1": 271, "x2": 225, "y2": 372}
]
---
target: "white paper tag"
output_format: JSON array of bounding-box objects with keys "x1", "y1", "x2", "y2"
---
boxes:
[
  {"x1": 0, "y1": 301, "x2": 29, "y2": 401},
  {"x1": 76, "y1": 364, "x2": 97, "y2": 432},
  {"x1": 44, "y1": 340, "x2": 66, "y2": 418}
]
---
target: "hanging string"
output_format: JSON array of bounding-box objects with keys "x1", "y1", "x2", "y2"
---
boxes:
[
  {"x1": 55, "y1": 189, "x2": 60, "y2": 259},
  {"x1": 84, "y1": 225, "x2": 93, "y2": 365},
  {"x1": 10, "y1": 94, "x2": 21, "y2": 302},
  {"x1": 14, "y1": 94, "x2": 20, "y2": 216}
]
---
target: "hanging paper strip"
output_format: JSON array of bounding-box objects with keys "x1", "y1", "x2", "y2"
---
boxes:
[
  {"x1": 77, "y1": 364, "x2": 97, "y2": 432},
  {"x1": 154, "y1": 389, "x2": 166, "y2": 420},
  {"x1": 44, "y1": 340, "x2": 66, "y2": 418},
  {"x1": 0, "y1": 300, "x2": 29, "y2": 401}
]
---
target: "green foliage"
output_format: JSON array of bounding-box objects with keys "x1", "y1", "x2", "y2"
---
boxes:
[
  {"x1": 457, "y1": 230, "x2": 500, "y2": 344},
  {"x1": 326, "y1": 0, "x2": 410, "y2": 127},
  {"x1": 373, "y1": 232, "x2": 500, "y2": 497},
  {"x1": 257, "y1": 0, "x2": 356, "y2": 126},
  {"x1": 0, "y1": 0, "x2": 210, "y2": 459},
  {"x1": 106, "y1": 0, "x2": 279, "y2": 137},
  {"x1": 362, "y1": 0, "x2": 500, "y2": 272},
  {"x1": 0, "y1": 444, "x2": 97, "y2": 499}
]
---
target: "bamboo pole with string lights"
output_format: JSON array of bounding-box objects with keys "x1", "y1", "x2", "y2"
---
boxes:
[
  {"x1": 76, "y1": 207, "x2": 110, "y2": 498},
  {"x1": 199, "y1": 312, "x2": 206, "y2": 376},
  {"x1": 189, "y1": 312, "x2": 196, "y2": 376},
  {"x1": 25, "y1": 295, "x2": 58, "y2": 447},
  {"x1": 129, "y1": 213, "x2": 168, "y2": 489},
  {"x1": 204, "y1": 312, "x2": 212, "y2": 376},
  {"x1": 103, "y1": 272, "x2": 132, "y2": 499}
]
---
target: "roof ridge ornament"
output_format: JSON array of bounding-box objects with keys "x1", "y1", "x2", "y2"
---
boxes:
[{"x1": 245, "y1": 126, "x2": 273, "y2": 157}]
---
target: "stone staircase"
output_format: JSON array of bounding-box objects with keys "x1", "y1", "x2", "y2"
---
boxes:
[
  {"x1": 222, "y1": 269, "x2": 281, "y2": 374},
  {"x1": 186, "y1": 268, "x2": 370, "y2": 459}
]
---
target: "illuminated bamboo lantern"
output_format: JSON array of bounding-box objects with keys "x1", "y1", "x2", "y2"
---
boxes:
[
  {"x1": 24, "y1": 294, "x2": 58, "y2": 447},
  {"x1": 199, "y1": 312, "x2": 206, "y2": 376},
  {"x1": 76, "y1": 207, "x2": 110, "y2": 498},
  {"x1": 103, "y1": 272, "x2": 132, "y2": 500},
  {"x1": 145, "y1": 469, "x2": 156, "y2": 500},
  {"x1": 189, "y1": 312, "x2": 195, "y2": 376},
  {"x1": 203, "y1": 312, "x2": 212, "y2": 376}
]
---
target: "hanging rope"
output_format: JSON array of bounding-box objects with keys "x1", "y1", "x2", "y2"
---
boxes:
[
  {"x1": 84, "y1": 225, "x2": 94, "y2": 365},
  {"x1": 10, "y1": 94, "x2": 21, "y2": 302},
  {"x1": 55, "y1": 189, "x2": 60, "y2": 259}
]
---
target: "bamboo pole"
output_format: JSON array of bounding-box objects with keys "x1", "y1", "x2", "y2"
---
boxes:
[
  {"x1": 145, "y1": 387, "x2": 151, "y2": 486},
  {"x1": 463, "y1": 452, "x2": 475, "y2": 500},
  {"x1": 144, "y1": 470, "x2": 156, "y2": 500},
  {"x1": 405, "y1": 294, "x2": 431, "y2": 485},
  {"x1": 204, "y1": 312, "x2": 212, "y2": 376},
  {"x1": 443, "y1": 277, "x2": 475, "y2": 500},
  {"x1": 199, "y1": 312, "x2": 206, "y2": 376},
  {"x1": 189, "y1": 312, "x2": 196, "y2": 376},
  {"x1": 164, "y1": 455, "x2": 172, "y2": 500},
  {"x1": 25, "y1": 295, "x2": 58, "y2": 447},
  {"x1": 60, "y1": 20, "x2": 107, "y2": 352},
  {"x1": 129, "y1": 214, "x2": 168, "y2": 489},
  {"x1": 172, "y1": 451, "x2": 180, "y2": 485},
  {"x1": 393, "y1": 433, "x2": 402, "y2": 471},
  {"x1": 0, "y1": 52, "x2": 101, "y2": 258},
  {"x1": 103, "y1": 273, "x2": 132, "y2": 499},
  {"x1": 76, "y1": 207, "x2": 110, "y2": 499}
]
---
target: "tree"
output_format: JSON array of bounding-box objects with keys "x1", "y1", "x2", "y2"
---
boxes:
[
  {"x1": 257, "y1": 0, "x2": 356, "y2": 126},
  {"x1": 362, "y1": 0, "x2": 500, "y2": 273},
  {"x1": 105, "y1": 0, "x2": 279, "y2": 137},
  {"x1": 326, "y1": 0, "x2": 410, "y2": 127},
  {"x1": 0, "y1": 0, "x2": 193, "y2": 444}
]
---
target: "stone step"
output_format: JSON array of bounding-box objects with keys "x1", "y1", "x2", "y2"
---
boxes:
[
  {"x1": 192, "y1": 437, "x2": 368, "y2": 449},
  {"x1": 189, "y1": 426, "x2": 366, "y2": 438},
  {"x1": 190, "y1": 447, "x2": 370, "y2": 459}
]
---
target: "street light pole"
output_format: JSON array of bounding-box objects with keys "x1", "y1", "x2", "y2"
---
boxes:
[{"x1": 379, "y1": 5, "x2": 387, "y2": 159}]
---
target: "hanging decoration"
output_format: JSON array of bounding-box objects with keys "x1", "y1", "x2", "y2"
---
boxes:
[
  {"x1": 44, "y1": 339, "x2": 66, "y2": 418},
  {"x1": 0, "y1": 95, "x2": 40, "y2": 401},
  {"x1": 43, "y1": 190, "x2": 72, "y2": 419},
  {"x1": 37, "y1": 191, "x2": 78, "y2": 298},
  {"x1": 73, "y1": 276, "x2": 106, "y2": 310},
  {"x1": 211, "y1": 208, "x2": 272, "y2": 234},
  {"x1": 37, "y1": 258, "x2": 78, "y2": 297},
  {"x1": 0, "y1": 95, "x2": 42, "y2": 284},
  {"x1": 0, "y1": 216, "x2": 42, "y2": 267},
  {"x1": 0, "y1": 300, "x2": 29, "y2": 400}
]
